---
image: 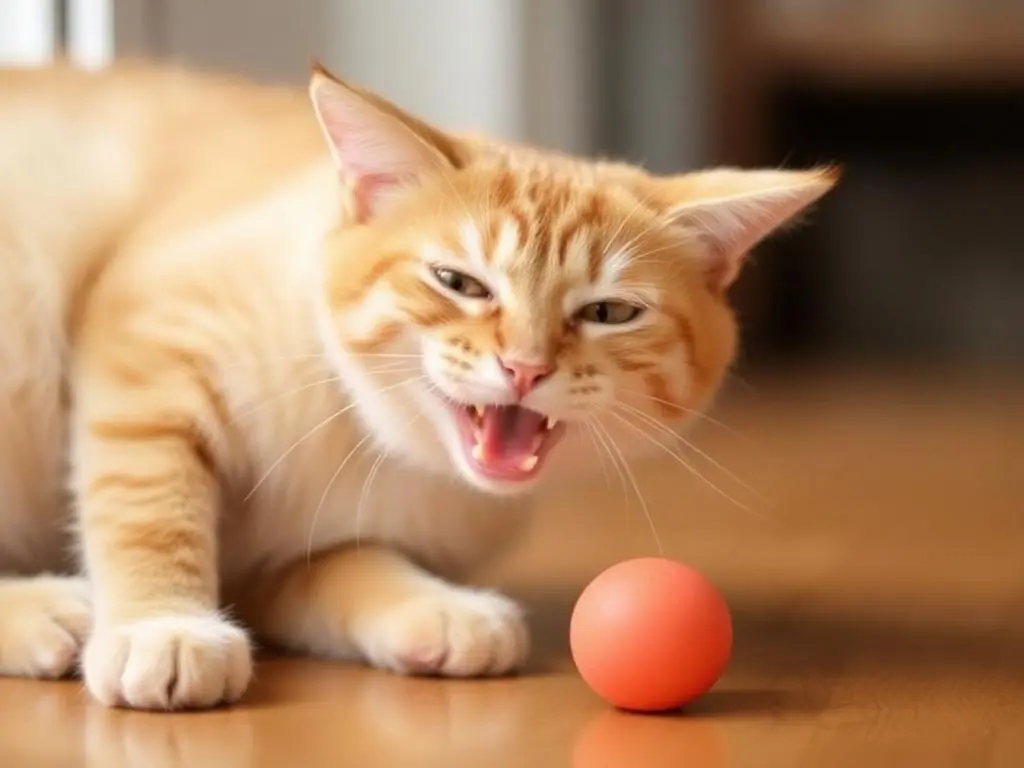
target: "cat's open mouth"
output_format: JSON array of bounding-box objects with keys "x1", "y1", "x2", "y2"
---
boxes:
[{"x1": 451, "y1": 403, "x2": 567, "y2": 483}]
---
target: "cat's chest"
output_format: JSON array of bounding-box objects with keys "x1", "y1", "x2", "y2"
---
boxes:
[{"x1": 219, "y1": 410, "x2": 528, "y2": 579}]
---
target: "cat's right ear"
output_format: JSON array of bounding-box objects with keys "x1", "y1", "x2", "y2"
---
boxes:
[{"x1": 309, "y1": 63, "x2": 457, "y2": 220}]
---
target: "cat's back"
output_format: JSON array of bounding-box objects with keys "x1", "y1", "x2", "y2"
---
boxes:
[
  {"x1": 0, "y1": 62, "x2": 316, "y2": 292},
  {"x1": 0, "y1": 63, "x2": 321, "y2": 569}
]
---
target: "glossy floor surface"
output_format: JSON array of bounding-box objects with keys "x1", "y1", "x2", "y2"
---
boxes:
[{"x1": 2, "y1": 371, "x2": 1022, "y2": 767}]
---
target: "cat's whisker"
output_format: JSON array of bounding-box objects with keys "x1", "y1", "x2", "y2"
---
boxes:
[
  {"x1": 604, "y1": 408, "x2": 769, "y2": 521},
  {"x1": 726, "y1": 371, "x2": 761, "y2": 397},
  {"x1": 585, "y1": 417, "x2": 629, "y2": 505},
  {"x1": 356, "y1": 410, "x2": 424, "y2": 551},
  {"x1": 581, "y1": 422, "x2": 613, "y2": 490},
  {"x1": 345, "y1": 352, "x2": 424, "y2": 359},
  {"x1": 219, "y1": 352, "x2": 328, "y2": 369},
  {"x1": 611, "y1": 400, "x2": 767, "y2": 503},
  {"x1": 618, "y1": 388, "x2": 752, "y2": 442},
  {"x1": 366, "y1": 368, "x2": 424, "y2": 376},
  {"x1": 232, "y1": 363, "x2": 420, "y2": 423},
  {"x1": 234, "y1": 375, "x2": 342, "y2": 421},
  {"x1": 246, "y1": 404, "x2": 356, "y2": 502},
  {"x1": 590, "y1": 418, "x2": 664, "y2": 554},
  {"x1": 306, "y1": 432, "x2": 375, "y2": 565},
  {"x1": 353, "y1": 451, "x2": 388, "y2": 553},
  {"x1": 245, "y1": 374, "x2": 427, "y2": 501}
]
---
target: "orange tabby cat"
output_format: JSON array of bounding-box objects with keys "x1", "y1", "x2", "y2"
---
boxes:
[{"x1": 0, "y1": 60, "x2": 836, "y2": 709}]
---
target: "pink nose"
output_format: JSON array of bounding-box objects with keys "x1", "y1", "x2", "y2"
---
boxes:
[{"x1": 499, "y1": 358, "x2": 554, "y2": 397}]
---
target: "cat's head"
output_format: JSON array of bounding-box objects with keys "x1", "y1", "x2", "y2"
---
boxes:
[{"x1": 309, "y1": 65, "x2": 837, "y2": 495}]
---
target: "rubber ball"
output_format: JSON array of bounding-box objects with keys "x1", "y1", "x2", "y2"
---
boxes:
[{"x1": 570, "y1": 557, "x2": 732, "y2": 712}]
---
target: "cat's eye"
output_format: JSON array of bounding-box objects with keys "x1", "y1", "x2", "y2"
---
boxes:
[
  {"x1": 430, "y1": 266, "x2": 491, "y2": 299},
  {"x1": 576, "y1": 301, "x2": 643, "y2": 325}
]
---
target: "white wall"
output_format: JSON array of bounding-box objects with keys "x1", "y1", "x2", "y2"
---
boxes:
[
  {"x1": 110, "y1": 0, "x2": 595, "y2": 152},
  {"x1": 520, "y1": 0, "x2": 598, "y2": 154},
  {"x1": 322, "y1": 0, "x2": 524, "y2": 141},
  {"x1": 614, "y1": 0, "x2": 709, "y2": 173},
  {"x1": 0, "y1": 0, "x2": 56, "y2": 65}
]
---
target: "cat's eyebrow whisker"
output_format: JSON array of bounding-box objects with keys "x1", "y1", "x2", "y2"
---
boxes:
[
  {"x1": 611, "y1": 400, "x2": 767, "y2": 504},
  {"x1": 590, "y1": 418, "x2": 664, "y2": 554},
  {"x1": 610, "y1": 289, "x2": 655, "y2": 309},
  {"x1": 306, "y1": 431, "x2": 375, "y2": 565},
  {"x1": 627, "y1": 242, "x2": 686, "y2": 264},
  {"x1": 245, "y1": 374, "x2": 427, "y2": 501},
  {"x1": 605, "y1": 408, "x2": 769, "y2": 521},
  {"x1": 605, "y1": 196, "x2": 649, "y2": 257},
  {"x1": 433, "y1": 161, "x2": 475, "y2": 226},
  {"x1": 614, "y1": 199, "x2": 677, "y2": 256}
]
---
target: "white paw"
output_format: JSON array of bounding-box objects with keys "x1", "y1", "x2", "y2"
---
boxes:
[
  {"x1": 83, "y1": 614, "x2": 253, "y2": 710},
  {"x1": 0, "y1": 576, "x2": 92, "y2": 678},
  {"x1": 358, "y1": 588, "x2": 529, "y2": 677}
]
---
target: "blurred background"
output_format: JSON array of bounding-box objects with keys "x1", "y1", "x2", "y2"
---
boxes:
[{"x1": 2, "y1": 0, "x2": 1022, "y2": 375}]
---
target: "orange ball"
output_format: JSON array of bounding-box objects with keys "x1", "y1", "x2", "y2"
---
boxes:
[{"x1": 570, "y1": 557, "x2": 732, "y2": 712}]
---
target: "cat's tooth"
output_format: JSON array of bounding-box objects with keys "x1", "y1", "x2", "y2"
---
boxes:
[
  {"x1": 472, "y1": 443, "x2": 485, "y2": 463},
  {"x1": 518, "y1": 454, "x2": 539, "y2": 472},
  {"x1": 545, "y1": 417, "x2": 559, "y2": 431}
]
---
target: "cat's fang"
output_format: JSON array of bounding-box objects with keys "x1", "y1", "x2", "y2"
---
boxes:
[
  {"x1": 545, "y1": 417, "x2": 558, "y2": 431},
  {"x1": 518, "y1": 454, "x2": 539, "y2": 472},
  {"x1": 469, "y1": 405, "x2": 484, "y2": 426},
  {"x1": 471, "y1": 443, "x2": 485, "y2": 463}
]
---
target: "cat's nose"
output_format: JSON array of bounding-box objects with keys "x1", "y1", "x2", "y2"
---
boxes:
[{"x1": 498, "y1": 357, "x2": 554, "y2": 398}]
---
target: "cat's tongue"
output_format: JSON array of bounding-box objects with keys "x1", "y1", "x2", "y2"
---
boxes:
[{"x1": 472, "y1": 405, "x2": 547, "y2": 473}]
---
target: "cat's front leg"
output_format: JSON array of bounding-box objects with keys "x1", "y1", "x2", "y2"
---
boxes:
[
  {"x1": 72, "y1": 360, "x2": 252, "y2": 710},
  {"x1": 237, "y1": 545, "x2": 529, "y2": 676}
]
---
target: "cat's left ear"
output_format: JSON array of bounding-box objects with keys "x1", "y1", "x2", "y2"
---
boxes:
[
  {"x1": 652, "y1": 167, "x2": 839, "y2": 293},
  {"x1": 309, "y1": 62, "x2": 461, "y2": 220}
]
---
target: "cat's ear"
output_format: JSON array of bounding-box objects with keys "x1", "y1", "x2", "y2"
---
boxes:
[
  {"x1": 652, "y1": 167, "x2": 839, "y2": 293},
  {"x1": 309, "y1": 62, "x2": 460, "y2": 219}
]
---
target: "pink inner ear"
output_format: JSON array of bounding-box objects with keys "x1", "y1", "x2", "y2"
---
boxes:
[
  {"x1": 351, "y1": 171, "x2": 407, "y2": 221},
  {"x1": 311, "y1": 76, "x2": 445, "y2": 221},
  {"x1": 681, "y1": 190, "x2": 832, "y2": 292},
  {"x1": 661, "y1": 168, "x2": 837, "y2": 293},
  {"x1": 703, "y1": 243, "x2": 736, "y2": 293}
]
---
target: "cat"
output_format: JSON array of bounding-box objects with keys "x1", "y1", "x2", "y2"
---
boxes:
[{"x1": 0, "y1": 59, "x2": 836, "y2": 710}]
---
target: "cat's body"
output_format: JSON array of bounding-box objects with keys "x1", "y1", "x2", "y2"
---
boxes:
[
  {"x1": 0, "y1": 61, "x2": 835, "y2": 709},
  {"x1": 1, "y1": 64, "x2": 513, "y2": 574}
]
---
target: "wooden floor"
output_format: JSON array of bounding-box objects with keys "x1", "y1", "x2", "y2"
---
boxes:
[{"x1": 2, "y1": 370, "x2": 1022, "y2": 767}]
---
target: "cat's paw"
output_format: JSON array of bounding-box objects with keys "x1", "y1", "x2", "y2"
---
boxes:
[
  {"x1": 358, "y1": 588, "x2": 529, "y2": 677},
  {"x1": 0, "y1": 576, "x2": 92, "y2": 678},
  {"x1": 83, "y1": 614, "x2": 253, "y2": 710}
]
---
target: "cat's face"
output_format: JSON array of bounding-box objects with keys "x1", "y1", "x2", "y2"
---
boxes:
[{"x1": 310, "y1": 66, "x2": 837, "y2": 495}]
